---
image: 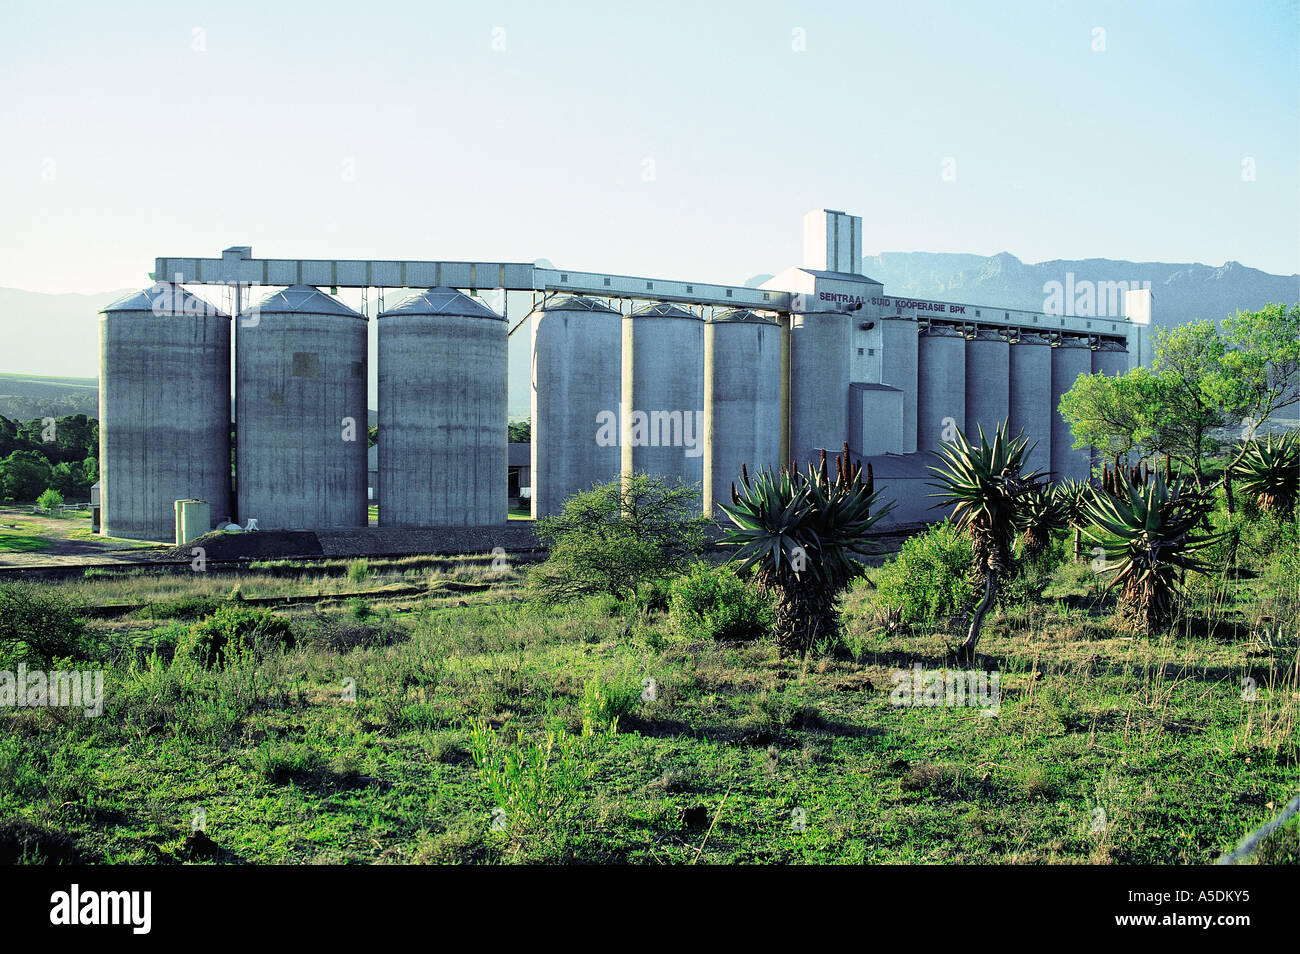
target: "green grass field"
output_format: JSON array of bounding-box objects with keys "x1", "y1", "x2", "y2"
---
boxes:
[{"x1": 0, "y1": 533, "x2": 1295, "y2": 865}]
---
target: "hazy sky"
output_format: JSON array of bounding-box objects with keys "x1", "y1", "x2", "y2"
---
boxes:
[{"x1": 1, "y1": 0, "x2": 1296, "y2": 294}]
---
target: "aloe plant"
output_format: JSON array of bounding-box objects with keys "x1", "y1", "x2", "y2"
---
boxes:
[
  {"x1": 929, "y1": 422, "x2": 1042, "y2": 658},
  {"x1": 1081, "y1": 466, "x2": 1218, "y2": 632},
  {"x1": 1016, "y1": 483, "x2": 1068, "y2": 560},
  {"x1": 720, "y1": 444, "x2": 893, "y2": 658},
  {"x1": 1054, "y1": 477, "x2": 1095, "y2": 563},
  {"x1": 1229, "y1": 432, "x2": 1299, "y2": 513}
]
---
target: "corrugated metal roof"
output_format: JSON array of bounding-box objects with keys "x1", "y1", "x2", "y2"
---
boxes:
[
  {"x1": 378, "y1": 286, "x2": 505, "y2": 321},
  {"x1": 710, "y1": 308, "x2": 776, "y2": 325},
  {"x1": 243, "y1": 284, "x2": 363, "y2": 319},
  {"x1": 101, "y1": 283, "x2": 228, "y2": 317},
  {"x1": 540, "y1": 295, "x2": 620, "y2": 314},
  {"x1": 628, "y1": 302, "x2": 700, "y2": 320}
]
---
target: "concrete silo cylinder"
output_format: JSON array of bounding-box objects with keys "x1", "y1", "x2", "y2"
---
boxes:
[
  {"x1": 1008, "y1": 332, "x2": 1053, "y2": 476},
  {"x1": 378, "y1": 287, "x2": 507, "y2": 527},
  {"x1": 965, "y1": 328, "x2": 1010, "y2": 443},
  {"x1": 530, "y1": 295, "x2": 622, "y2": 518},
  {"x1": 1050, "y1": 335, "x2": 1093, "y2": 481},
  {"x1": 703, "y1": 310, "x2": 780, "y2": 515},
  {"x1": 236, "y1": 285, "x2": 368, "y2": 530},
  {"x1": 916, "y1": 323, "x2": 966, "y2": 453},
  {"x1": 98, "y1": 283, "x2": 231, "y2": 541},
  {"x1": 622, "y1": 302, "x2": 705, "y2": 506},
  {"x1": 789, "y1": 308, "x2": 851, "y2": 463}
]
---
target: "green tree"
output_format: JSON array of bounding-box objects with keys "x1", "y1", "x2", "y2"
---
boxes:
[
  {"x1": 1059, "y1": 306, "x2": 1299, "y2": 489},
  {"x1": 508, "y1": 419, "x2": 531, "y2": 444},
  {"x1": 0, "y1": 450, "x2": 54, "y2": 502},
  {"x1": 1056, "y1": 368, "x2": 1154, "y2": 462},
  {"x1": 526, "y1": 473, "x2": 708, "y2": 605},
  {"x1": 37, "y1": 487, "x2": 64, "y2": 512}
]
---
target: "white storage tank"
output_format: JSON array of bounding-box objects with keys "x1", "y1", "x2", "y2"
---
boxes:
[
  {"x1": 378, "y1": 287, "x2": 507, "y2": 527},
  {"x1": 236, "y1": 285, "x2": 368, "y2": 529},
  {"x1": 703, "y1": 309, "x2": 780, "y2": 516},
  {"x1": 622, "y1": 302, "x2": 704, "y2": 504},
  {"x1": 98, "y1": 283, "x2": 231, "y2": 541},
  {"x1": 531, "y1": 295, "x2": 622, "y2": 517},
  {"x1": 917, "y1": 323, "x2": 966, "y2": 453}
]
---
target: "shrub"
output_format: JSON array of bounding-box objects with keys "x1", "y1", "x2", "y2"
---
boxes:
[
  {"x1": 667, "y1": 562, "x2": 772, "y2": 643},
  {"x1": 36, "y1": 488, "x2": 64, "y2": 512},
  {"x1": 0, "y1": 582, "x2": 92, "y2": 664},
  {"x1": 467, "y1": 720, "x2": 589, "y2": 834},
  {"x1": 346, "y1": 559, "x2": 370, "y2": 585},
  {"x1": 177, "y1": 604, "x2": 295, "y2": 669},
  {"x1": 1003, "y1": 534, "x2": 1069, "y2": 605},
  {"x1": 579, "y1": 671, "x2": 642, "y2": 734},
  {"x1": 874, "y1": 522, "x2": 974, "y2": 624},
  {"x1": 251, "y1": 740, "x2": 324, "y2": 784},
  {"x1": 526, "y1": 473, "x2": 708, "y2": 606}
]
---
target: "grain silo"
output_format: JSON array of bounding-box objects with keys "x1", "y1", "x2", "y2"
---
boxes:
[
  {"x1": 378, "y1": 287, "x2": 506, "y2": 527},
  {"x1": 1050, "y1": 334, "x2": 1093, "y2": 481},
  {"x1": 1008, "y1": 332, "x2": 1052, "y2": 476},
  {"x1": 98, "y1": 283, "x2": 231, "y2": 541},
  {"x1": 917, "y1": 323, "x2": 966, "y2": 453},
  {"x1": 965, "y1": 327, "x2": 1010, "y2": 443},
  {"x1": 531, "y1": 295, "x2": 622, "y2": 517},
  {"x1": 236, "y1": 285, "x2": 367, "y2": 529},
  {"x1": 703, "y1": 309, "x2": 780, "y2": 516},
  {"x1": 790, "y1": 307, "x2": 851, "y2": 462},
  {"x1": 622, "y1": 302, "x2": 704, "y2": 504},
  {"x1": 879, "y1": 316, "x2": 919, "y2": 454},
  {"x1": 1092, "y1": 338, "x2": 1129, "y2": 378}
]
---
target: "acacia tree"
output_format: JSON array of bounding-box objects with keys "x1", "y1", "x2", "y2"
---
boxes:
[
  {"x1": 526, "y1": 473, "x2": 708, "y2": 605},
  {"x1": 1220, "y1": 303, "x2": 1300, "y2": 511},
  {"x1": 1058, "y1": 306, "x2": 1300, "y2": 491}
]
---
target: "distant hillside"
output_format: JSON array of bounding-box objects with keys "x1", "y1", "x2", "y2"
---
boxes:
[
  {"x1": 0, "y1": 287, "x2": 134, "y2": 380},
  {"x1": 0, "y1": 372, "x2": 99, "y2": 421},
  {"x1": 862, "y1": 251, "x2": 1299, "y2": 334}
]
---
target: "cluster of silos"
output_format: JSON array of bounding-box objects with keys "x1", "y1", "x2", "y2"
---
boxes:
[
  {"x1": 964, "y1": 327, "x2": 1009, "y2": 443},
  {"x1": 622, "y1": 303, "x2": 705, "y2": 505},
  {"x1": 1050, "y1": 334, "x2": 1093, "y2": 481},
  {"x1": 236, "y1": 285, "x2": 368, "y2": 529},
  {"x1": 377, "y1": 287, "x2": 507, "y2": 527},
  {"x1": 98, "y1": 283, "x2": 231, "y2": 541},
  {"x1": 531, "y1": 295, "x2": 622, "y2": 517},
  {"x1": 916, "y1": 323, "x2": 965, "y2": 453},
  {"x1": 1008, "y1": 332, "x2": 1053, "y2": 475},
  {"x1": 789, "y1": 306, "x2": 851, "y2": 462},
  {"x1": 703, "y1": 309, "x2": 781, "y2": 514}
]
